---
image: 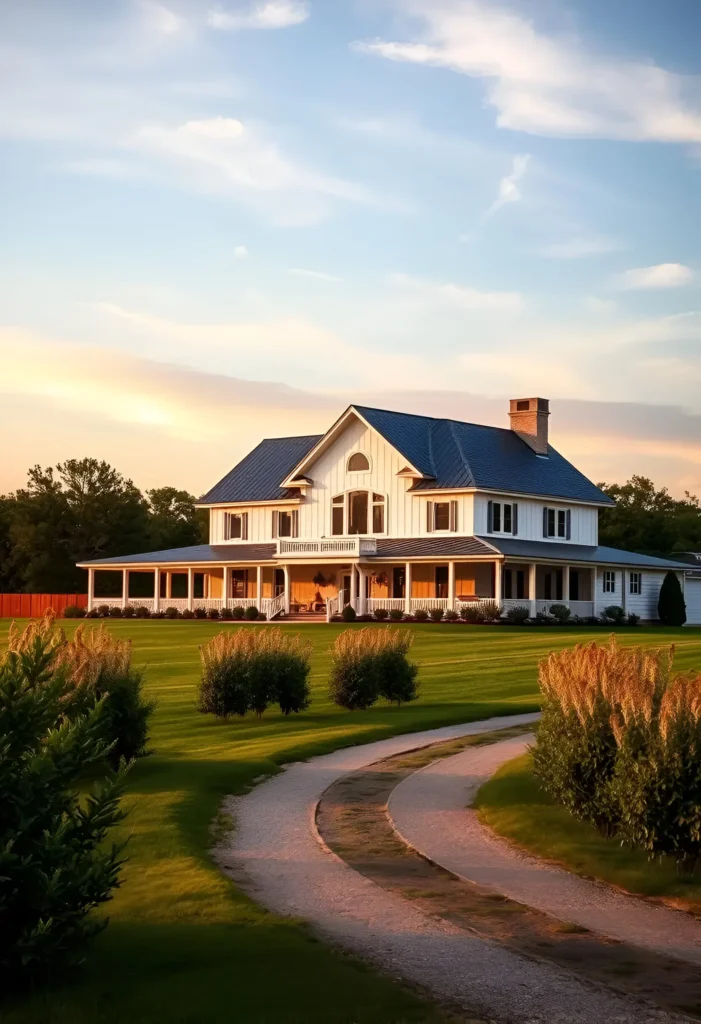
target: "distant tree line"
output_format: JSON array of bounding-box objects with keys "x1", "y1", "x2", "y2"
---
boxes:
[
  {"x1": 598, "y1": 475, "x2": 701, "y2": 558},
  {"x1": 0, "y1": 458, "x2": 207, "y2": 593}
]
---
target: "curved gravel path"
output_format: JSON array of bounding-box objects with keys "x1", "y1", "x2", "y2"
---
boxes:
[
  {"x1": 218, "y1": 714, "x2": 682, "y2": 1024},
  {"x1": 389, "y1": 733, "x2": 701, "y2": 966}
]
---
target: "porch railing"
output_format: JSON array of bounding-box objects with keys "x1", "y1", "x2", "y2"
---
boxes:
[
  {"x1": 262, "y1": 593, "x2": 286, "y2": 620},
  {"x1": 277, "y1": 537, "x2": 377, "y2": 557},
  {"x1": 366, "y1": 597, "x2": 405, "y2": 612}
]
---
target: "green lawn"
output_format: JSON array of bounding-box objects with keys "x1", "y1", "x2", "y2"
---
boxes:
[
  {"x1": 2, "y1": 620, "x2": 700, "y2": 1023},
  {"x1": 476, "y1": 751, "x2": 701, "y2": 908}
]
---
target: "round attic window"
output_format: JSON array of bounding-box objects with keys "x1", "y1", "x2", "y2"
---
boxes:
[{"x1": 347, "y1": 452, "x2": 370, "y2": 472}]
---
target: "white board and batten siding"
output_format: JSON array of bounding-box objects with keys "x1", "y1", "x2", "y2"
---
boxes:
[
  {"x1": 684, "y1": 577, "x2": 701, "y2": 626},
  {"x1": 473, "y1": 494, "x2": 598, "y2": 546},
  {"x1": 595, "y1": 568, "x2": 685, "y2": 621}
]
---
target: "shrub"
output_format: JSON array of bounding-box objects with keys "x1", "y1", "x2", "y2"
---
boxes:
[
  {"x1": 109, "y1": 606, "x2": 123, "y2": 618},
  {"x1": 220, "y1": 607, "x2": 233, "y2": 620},
  {"x1": 549, "y1": 603, "x2": 571, "y2": 624},
  {"x1": 257, "y1": 612, "x2": 267, "y2": 621},
  {"x1": 534, "y1": 611, "x2": 554, "y2": 625},
  {"x1": 121, "y1": 605, "x2": 135, "y2": 619},
  {"x1": 86, "y1": 609, "x2": 100, "y2": 618},
  {"x1": 376, "y1": 631, "x2": 419, "y2": 706},
  {"x1": 444, "y1": 609, "x2": 459, "y2": 622},
  {"x1": 244, "y1": 605, "x2": 259, "y2": 621},
  {"x1": 602, "y1": 605, "x2": 625, "y2": 625},
  {"x1": 151, "y1": 611, "x2": 165, "y2": 619},
  {"x1": 231, "y1": 606, "x2": 245, "y2": 620},
  {"x1": 506, "y1": 605, "x2": 530, "y2": 624},
  {"x1": 429, "y1": 607, "x2": 444, "y2": 622},
  {"x1": 194, "y1": 607, "x2": 207, "y2": 619},
  {"x1": 134, "y1": 605, "x2": 150, "y2": 619},
  {"x1": 460, "y1": 604, "x2": 485, "y2": 624},
  {"x1": 374, "y1": 608, "x2": 389, "y2": 621},
  {"x1": 63, "y1": 604, "x2": 85, "y2": 619},
  {"x1": 328, "y1": 628, "x2": 381, "y2": 710},
  {"x1": 182, "y1": 608, "x2": 194, "y2": 619},
  {"x1": 357, "y1": 613, "x2": 374, "y2": 622},
  {"x1": 330, "y1": 613, "x2": 343, "y2": 623},
  {"x1": 658, "y1": 571, "x2": 687, "y2": 627},
  {"x1": 341, "y1": 604, "x2": 357, "y2": 623},
  {"x1": 0, "y1": 630, "x2": 128, "y2": 978},
  {"x1": 162, "y1": 606, "x2": 177, "y2": 620},
  {"x1": 388, "y1": 609, "x2": 404, "y2": 621},
  {"x1": 413, "y1": 608, "x2": 429, "y2": 622},
  {"x1": 97, "y1": 605, "x2": 111, "y2": 617},
  {"x1": 626, "y1": 612, "x2": 640, "y2": 626},
  {"x1": 585, "y1": 615, "x2": 600, "y2": 625},
  {"x1": 480, "y1": 600, "x2": 502, "y2": 622},
  {"x1": 207, "y1": 608, "x2": 220, "y2": 620},
  {"x1": 197, "y1": 628, "x2": 312, "y2": 718}
]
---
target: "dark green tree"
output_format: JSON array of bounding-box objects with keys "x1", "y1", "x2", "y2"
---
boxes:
[
  {"x1": 0, "y1": 496, "x2": 23, "y2": 592},
  {"x1": 598, "y1": 476, "x2": 701, "y2": 557},
  {"x1": 658, "y1": 571, "x2": 687, "y2": 626},
  {"x1": 146, "y1": 487, "x2": 207, "y2": 550}
]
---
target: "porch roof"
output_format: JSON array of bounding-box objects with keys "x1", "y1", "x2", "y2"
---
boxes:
[
  {"x1": 372, "y1": 537, "x2": 496, "y2": 558},
  {"x1": 485, "y1": 537, "x2": 691, "y2": 570},
  {"x1": 78, "y1": 543, "x2": 277, "y2": 567}
]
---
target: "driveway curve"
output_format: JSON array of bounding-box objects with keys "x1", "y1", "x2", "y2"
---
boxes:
[
  {"x1": 388, "y1": 733, "x2": 701, "y2": 966},
  {"x1": 218, "y1": 714, "x2": 681, "y2": 1024}
]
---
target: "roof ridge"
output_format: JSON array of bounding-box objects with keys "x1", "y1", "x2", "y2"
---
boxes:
[
  {"x1": 259, "y1": 432, "x2": 324, "y2": 443},
  {"x1": 427, "y1": 419, "x2": 437, "y2": 477},
  {"x1": 448, "y1": 420, "x2": 475, "y2": 486},
  {"x1": 353, "y1": 402, "x2": 517, "y2": 436}
]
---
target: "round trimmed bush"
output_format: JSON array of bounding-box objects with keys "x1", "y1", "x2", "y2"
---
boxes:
[
  {"x1": 134, "y1": 605, "x2": 150, "y2": 619},
  {"x1": 429, "y1": 607, "x2": 444, "y2": 622},
  {"x1": 164, "y1": 606, "x2": 180, "y2": 620},
  {"x1": 244, "y1": 605, "x2": 259, "y2": 621},
  {"x1": 108, "y1": 606, "x2": 122, "y2": 618},
  {"x1": 63, "y1": 604, "x2": 86, "y2": 619},
  {"x1": 231, "y1": 606, "x2": 245, "y2": 620},
  {"x1": 182, "y1": 608, "x2": 195, "y2": 619},
  {"x1": 220, "y1": 607, "x2": 233, "y2": 620},
  {"x1": 413, "y1": 608, "x2": 429, "y2": 622},
  {"x1": 341, "y1": 605, "x2": 357, "y2": 623},
  {"x1": 388, "y1": 608, "x2": 403, "y2": 621},
  {"x1": 506, "y1": 605, "x2": 530, "y2": 624},
  {"x1": 207, "y1": 608, "x2": 220, "y2": 620},
  {"x1": 374, "y1": 608, "x2": 389, "y2": 621},
  {"x1": 121, "y1": 605, "x2": 135, "y2": 619},
  {"x1": 444, "y1": 609, "x2": 459, "y2": 622},
  {"x1": 194, "y1": 607, "x2": 207, "y2": 619}
]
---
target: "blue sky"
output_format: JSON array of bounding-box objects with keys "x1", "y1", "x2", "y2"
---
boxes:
[{"x1": 1, "y1": 0, "x2": 700, "y2": 497}]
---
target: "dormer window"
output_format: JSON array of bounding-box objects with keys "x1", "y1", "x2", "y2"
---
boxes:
[{"x1": 347, "y1": 452, "x2": 370, "y2": 472}]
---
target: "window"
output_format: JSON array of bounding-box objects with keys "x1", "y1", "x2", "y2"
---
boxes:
[
  {"x1": 503, "y1": 569, "x2": 527, "y2": 600},
  {"x1": 372, "y1": 493, "x2": 385, "y2": 533},
  {"x1": 348, "y1": 490, "x2": 368, "y2": 534},
  {"x1": 629, "y1": 572, "x2": 642, "y2": 595},
  {"x1": 488, "y1": 500, "x2": 517, "y2": 535},
  {"x1": 392, "y1": 566, "x2": 406, "y2": 599},
  {"x1": 543, "y1": 507, "x2": 570, "y2": 539},
  {"x1": 347, "y1": 452, "x2": 370, "y2": 472},
  {"x1": 435, "y1": 566, "x2": 449, "y2": 598},
  {"x1": 273, "y1": 509, "x2": 298, "y2": 538},
  {"x1": 434, "y1": 502, "x2": 450, "y2": 531},
  {"x1": 224, "y1": 512, "x2": 247, "y2": 541},
  {"x1": 332, "y1": 494, "x2": 344, "y2": 535},
  {"x1": 274, "y1": 568, "x2": 285, "y2": 596},
  {"x1": 604, "y1": 571, "x2": 616, "y2": 594}
]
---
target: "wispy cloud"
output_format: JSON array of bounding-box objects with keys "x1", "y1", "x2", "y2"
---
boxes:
[
  {"x1": 234, "y1": 245, "x2": 249, "y2": 259},
  {"x1": 484, "y1": 153, "x2": 530, "y2": 217},
  {"x1": 138, "y1": 1, "x2": 185, "y2": 35},
  {"x1": 390, "y1": 272, "x2": 524, "y2": 311},
  {"x1": 207, "y1": 1, "x2": 309, "y2": 31},
  {"x1": 614, "y1": 263, "x2": 695, "y2": 290},
  {"x1": 353, "y1": 1, "x2": 701, "y2": 145},
  {"x1": 287, "y1": 268, "x2": 342, "y2": 283},
  {"x1": 540, "y1": 236, "x2": 622, "y2": 259}
]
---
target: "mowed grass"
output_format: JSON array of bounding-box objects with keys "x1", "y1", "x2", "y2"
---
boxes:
[
  {"x1": 476, "y1": 750, "x2": 701, "y2": 909},
  {"x1": 2, "y1": 620, "x2": 700, "y2": 1023}
]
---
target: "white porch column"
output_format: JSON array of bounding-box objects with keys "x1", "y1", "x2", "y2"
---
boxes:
[
  {"x1": 283, "y1": 565, "x2": 290, "y2": 614},
  {"x1": 621, "y1": 570, "x2": 627, "y2": 612},
  {"x1": 563, "y1": 565, "x2": 570, "y2": 606},
  {"x1": 350, "y1": 566, "x2": 358, "y2": 612},
  {"x1": 359, "y1": 567, "x2": 368, "y2": 615},
  {"x1": 592, "y1": 567, "x2": 598, "y2": 618},
  {"x1": 187, "y1": 568, "x2": 194, "y2": 612},
  {"x1": 122, "y1": 568, "x2": 129, "y2": 610},
  {"x1": 448, "y1": 561, "x2": 456, "y2": 610},
  {"x1": 529, "y1": 562, "x2": 537, "y2": 617},
  {"x1": 404, "y1": 562, "x2": 412, "y2": 617},
  {"x1": 154, "y1": 567, "x2": 161, "y2": 613},
  {"x1": 256, "y1": 565, "x2": 263, "y2": 610},
  {"x1": 165, "y1": 571, "x2": 172, "y2": 600},
  {"x1": 221, "y1": 567, "x2": 228, "y2": 610},
  {"x1": 494, "y1": 560, "x2": 503, "y2": 605},
  {"x1": 87, "y1": 567, "x2": 95, "y2": 612}
]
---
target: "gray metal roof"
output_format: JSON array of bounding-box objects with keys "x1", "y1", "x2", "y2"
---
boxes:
[
  {"x1": 372, "y1": 537, "x2": 496, "y2": 558},
  {"x1": 354, "y1": 405, "x2": 614, "y2": 505},
  {"x1": 199, "y1": 435, "x2": 322, "y2": 505},
  {"x1": 485, "y1": 537, "x2": 691, "y2": 570},
  {"x1": 79, "y1": 544, "x2": 277, "y2": 567}
]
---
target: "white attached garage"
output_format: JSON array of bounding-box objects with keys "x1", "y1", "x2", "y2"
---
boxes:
[{"x1": 685, "y1": 576, "x2": 701, "y2": 626}]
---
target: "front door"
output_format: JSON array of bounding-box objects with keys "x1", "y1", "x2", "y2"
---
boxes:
[
  {"x1": 231, "y1": 569, "x2": 247, "y2": 599},
  {"x1": 342, "y1": 574, "x2": 352, "y2": 605},
  {"x1": 274, "y1": 568, "x2": 285, "y2": 597},
  {"x1": 392, "y1": 566, "x2": 405, "y2": 599}
]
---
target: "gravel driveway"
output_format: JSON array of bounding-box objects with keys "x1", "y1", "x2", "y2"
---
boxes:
[{"x1": 218, "y1": 714, "x2": 684, "y2": 1024}]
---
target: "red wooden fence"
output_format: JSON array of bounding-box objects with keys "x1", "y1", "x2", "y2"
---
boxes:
[{"x1": 0, "y1": 594, "x2": 88, "y2": 619}]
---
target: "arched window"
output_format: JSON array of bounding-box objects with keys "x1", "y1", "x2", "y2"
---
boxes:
[{"x1": 347, "y1": 452, "x2": 370, "y2": 472}]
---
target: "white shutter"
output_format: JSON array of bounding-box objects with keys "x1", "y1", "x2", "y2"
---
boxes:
[
  {"x1": 292, "y1": 509, "x2": 299, "y2": 538},
  {"x1": 241, "y1": 513, "x2": 248, "y2": 541},
  {"x1": 426, "y1": 501, "x2": 434, "y2": 533},
  {"x1": 272, "y1": 510, "x2": 279, "y2": 538}
]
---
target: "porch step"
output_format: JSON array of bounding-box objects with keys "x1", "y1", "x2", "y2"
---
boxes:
[{"x1": 282, "y1": 614, "x2": 327, "y2": 622}]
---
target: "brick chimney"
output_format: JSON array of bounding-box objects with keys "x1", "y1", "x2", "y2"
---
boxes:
[{"x1": 509, "y1": 397, "x2": 550, "y2": 455}]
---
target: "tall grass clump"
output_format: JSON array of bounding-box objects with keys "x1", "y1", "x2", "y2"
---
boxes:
[
  {"x1": 0, "y1": 622, "x2": 129, "y2": 980},
  {"x1": 197, "y1": 628, "x2": 312, "y2": 719},
  {"x1": 6, "y1": 613, "x2": 153, "y2": 766},
  {"x1": 329, "y1": 628, "x2": 419, "y2": 710},
  {"x1": 533, "y1": 636, "x2": 701, "y2": 873}
]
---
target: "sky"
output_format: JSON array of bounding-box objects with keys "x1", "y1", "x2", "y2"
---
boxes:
[{"x1": 1, "y1": 0, "x2": 700, "y2": 499}]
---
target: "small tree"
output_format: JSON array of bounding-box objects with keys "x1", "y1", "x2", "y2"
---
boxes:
[
  {"x1": 0, "y1": 632, "x2": 128, "y2": 979},
  {"x1": 377, "y1": 632, "x2": 419, "y2": 706},
  {"x1": 658, "y1": 571, "x2": 687, "y2": 626},
  {"x1": 329, "y1": 628, "x2": 419, "y2": 711}
]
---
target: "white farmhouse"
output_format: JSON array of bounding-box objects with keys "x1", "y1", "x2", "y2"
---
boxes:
[{"x1": 79, "y1": 398, "x2": 698, "y2": 623}]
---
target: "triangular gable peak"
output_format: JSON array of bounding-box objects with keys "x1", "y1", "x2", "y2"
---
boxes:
[{"x1": 280, "y1": 406, "x2": 432, "y2": 487}]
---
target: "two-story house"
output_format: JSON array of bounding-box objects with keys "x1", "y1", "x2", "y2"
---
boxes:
[{"x1": 79, "y1": 398, "x2": 697, "y2": 623}]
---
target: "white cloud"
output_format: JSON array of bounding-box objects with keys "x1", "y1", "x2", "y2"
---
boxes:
[
  {"x1": 615, "y1": 263, "x2": 695, "y2": 290},
  {"x1": 390, "y1": 273, "x2": 524, "y2": 311},
  {"x1": 540, "y1": 236, "x2": 621, "y2": 259},
  {"x1": 287, "y1": 268, "x2": 342, "y2": 283},
  {"x1": 207, "y1": 1, "x2": 309, "y2": 30},
  {"x1": 234, "y1": 245, "x2": 248, "y2": 259},
  {"x1": 353, "y1": 1, "x2": 701, "y2": 144},
  {"x1": 138, "y1": 1, "x2": 185, "y2": 35},
  {"x1": 484, "y1": 153, "x2": 529, "y2": 217}
]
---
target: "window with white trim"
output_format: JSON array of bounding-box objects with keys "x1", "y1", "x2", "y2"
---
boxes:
[
  {"x1": 434, "y1": 501, "x2": 450, "y2": 531},
  {"x1": 544, "y1": 506, "x2": 570, "y2": 539},
  {"x1": 371, "y1": 493, "x2": 385, "y2": 533},
  {"x1": 603, "y1": 570, "x2": 616, "y2": 594},
  {"x1": 331, "y1": 491, "x2": 387, "y2": 536},
  {"x1": 272, "y1": 509, "x2": 298, "y2": 538},
  {"x1": 488, "y1": 500, "x2": 517, "y2": 535},
  {"x1": 224, "y1": 512, "x2": 248, "y2": 541},
  {"x1": 629, "y1": 572, "x2": 642, "y2": 595},
  {"x1": 332, "y1": 494, "x2": 344, "y2": 536}
]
